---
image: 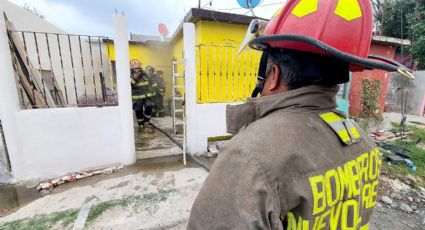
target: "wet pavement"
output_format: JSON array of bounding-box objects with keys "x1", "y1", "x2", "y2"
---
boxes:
[
  {"x1": 0, "y1": 155, "x2": 209, "y2": 229},
  {"x1": 135, "y1": 117, "x2": 184, "y2": 159},
  {"x1": 0, "y1": 184, "x2": 40, "y2": 217},
  {"x1": 0, "y1": 116, "x2": 214, "y2": 220},
  {"x1": 0, "y1": 154, "x2": 213, "y2": 219}
]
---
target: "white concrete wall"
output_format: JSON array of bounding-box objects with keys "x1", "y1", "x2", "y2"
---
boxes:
[
  {"x1": 0, "y1": 125, "x2": 11, "y2": 183},
  {"x1": 0, "y1": 13, "x2": 135, "y2": 181},
  {"x1": 184, "y1": 23, "x2": 236, "y2": 154},
  {"x1": 113, "y1": 15, "x2": 135, "y2": 166},
  {"x1": 14, "y1": 107, "x2": 125, "y2": 179},
  {"x1": 0, "y1": 0, "x2": 66, "y2": 34},
  {"x1": 0, "y1": 6, "x2": 24, "y2": 181},
  {"x1": 411, "y1": 71, "x2": 425, "y2": 116},
  {"x1": 387, "y1": 71, "x2": 425, "y2": 116}
]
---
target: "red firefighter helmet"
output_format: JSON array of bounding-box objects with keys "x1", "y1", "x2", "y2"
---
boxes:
[{"x1": 243, "y1": 0, "x2": 413, "y2": 78}]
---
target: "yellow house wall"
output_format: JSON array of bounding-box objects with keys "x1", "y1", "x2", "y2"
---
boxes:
[
  {"x1": 170, "y1": 33, "x2": 185, "y2": 96},
  {"x1": 194, "y1": 21, "x2": 260, "y2": 103}
]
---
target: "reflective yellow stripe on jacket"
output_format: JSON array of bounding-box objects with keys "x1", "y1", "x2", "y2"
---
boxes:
[
  {"x1": 319, "y1": 112, "x2": 361, "y2": 145},
  {"x1": 137, "y1": 81, "x2": 149, "y2": 87},
  {"x1": 146, "y1": 92, "x2": 156, "y2": 97},
  {"x1": 132, "y1": 95, "x2": 146, "y2": 100}
]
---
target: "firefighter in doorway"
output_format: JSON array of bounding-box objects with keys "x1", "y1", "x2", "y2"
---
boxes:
[
  {"x1": 188, "y1": 0, "x2": 414, "y2": 229},
  {"x1": 153, "y1": 68, "x2": 166, "y2": 117},
  {"x1": 130, "y1": 59, "x2": 156, "y2": 131},
  {"x1": 146, "y1": 65, "x2": 165, "y2": 117}
]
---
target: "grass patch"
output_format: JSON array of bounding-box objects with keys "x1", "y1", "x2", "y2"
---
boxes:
[
  {"x1": 0, "y1": 189, "x2": 176, "y2": 229},
  {"x1": 382, "y1": 125, "x2": 425, "y2": 187},
  {"x1": 86, "y1": 189, "x2": 175, "y2": 225},
  {"x1": 0, "y1": 209, "x2": 79, "y2": 230}
]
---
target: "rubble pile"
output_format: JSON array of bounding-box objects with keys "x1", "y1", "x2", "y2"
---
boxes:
[
  {"x1": 379, "y1": 174, "x2": 425, "y2": 217},
  {"x1": 35, "y1": 165, "x2": 124, "y2": 195},
  {"x1": 370, "y1": 130, "x2": 411, "y2": 142}
]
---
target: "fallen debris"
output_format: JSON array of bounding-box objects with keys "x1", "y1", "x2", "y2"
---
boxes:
[
  {"x1": 72, "y1": 198, "x2": 97, "y2": 230},
  {"x1": 371, "y1": 131, "x2": 410, "y2": 141},
  {"x1": 381, "y1": 196, "x2": 393, "y2": 205},
  {"x1": 36, "y1": 165, "x2": 124, "y2": 194},
  {"x1": 404, "y1": 174, "x2": 418, "y2": 186},
  {"x1": 400, "y1": 203, "x2": 413, "y2": 213},
  {"x1": 207, "y1": 144, "x2": 219, "y2": 157}
]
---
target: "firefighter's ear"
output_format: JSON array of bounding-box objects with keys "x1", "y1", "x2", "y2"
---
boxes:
[
  {"x1": 268, "y1": 64, "x2": 281, "y2": 91},
  {"x1": 262, "y1": 64, "x2": 284, "y2": 96}
]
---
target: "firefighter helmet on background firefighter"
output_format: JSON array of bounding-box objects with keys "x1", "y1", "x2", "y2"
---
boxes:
[
  {"x1": 130, "y1": 59, "x2": 142, "y2": 70},
  {"x1": 146, "y1": 65, "x2": 155, "y2": 75}
]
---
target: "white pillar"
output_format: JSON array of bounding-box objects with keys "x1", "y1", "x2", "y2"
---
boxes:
[
  {"x1": 112, "y1": 15, "x2": 135, "y2": 164},
  {"x1": 183, "y1": 23, "x2": 202, "y2": 154},
  {"x1": 0, "y1": 13, "x2": 24, "y2": 179}
]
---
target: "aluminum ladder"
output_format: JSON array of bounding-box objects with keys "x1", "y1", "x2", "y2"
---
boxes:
[{"x1": 172, "y1": 60, "x2": 186, "y2": 165}]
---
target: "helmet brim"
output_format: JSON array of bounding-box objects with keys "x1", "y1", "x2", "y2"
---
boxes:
[{"x1": 250, "y1": 34, "x2": 414, "y2": 79}]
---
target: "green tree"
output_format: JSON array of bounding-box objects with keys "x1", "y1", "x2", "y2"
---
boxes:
[{"x1": 375, "y1": 0, "x2": 425, "y2": 69}]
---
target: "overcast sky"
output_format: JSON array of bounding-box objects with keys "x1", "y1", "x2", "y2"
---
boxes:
[{"x1": 8, "y1": 0, "x2": 283, "y2": 37}]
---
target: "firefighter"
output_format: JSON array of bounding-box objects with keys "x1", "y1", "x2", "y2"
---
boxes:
[
  {"x1": 152, "y1": 68, "x2": 166, "y2": 117},
  {"x1": 145, "y1": 65, "x2": 161, "y2": 117},
  {"x1": 130, "y1": 59, "x2": 156, "y2": 131},
  {"x1": 188, "y1": 0, "x2": 413, "y2": 229}
]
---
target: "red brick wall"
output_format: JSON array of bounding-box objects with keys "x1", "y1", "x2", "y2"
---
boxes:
[{"x1": 349, "y1": 43, "x2": 396, "y2": 116}]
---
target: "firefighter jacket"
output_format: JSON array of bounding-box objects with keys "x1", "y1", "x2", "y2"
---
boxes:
[
  {"x1": 188, "y1": 85, "x2": 380, "y2": 230},
  {"x1": 131, "y1": 73, "x2": 157, "y2": 101},
  {"x1": 152, "y1": 73, "x2": 165, "y2": 95}
]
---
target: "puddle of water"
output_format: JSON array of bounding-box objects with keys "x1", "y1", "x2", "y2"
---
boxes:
[{"x1": 0, "y1": 184, "x2": 40, "y2": 217}]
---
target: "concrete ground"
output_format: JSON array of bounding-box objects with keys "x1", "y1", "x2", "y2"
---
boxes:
[
  {"x1": 135, "y1": 116, "x2": 184, "y2": 160},
  {"x1": 0, "y1": 156, "x2": 208, "y2": 229}
]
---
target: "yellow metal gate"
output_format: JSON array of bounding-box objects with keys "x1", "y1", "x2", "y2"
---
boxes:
[{"x1": 196, "y1": 44, "x2": 261, "y2": 103}]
